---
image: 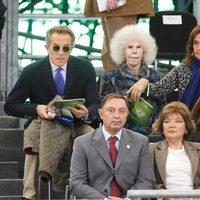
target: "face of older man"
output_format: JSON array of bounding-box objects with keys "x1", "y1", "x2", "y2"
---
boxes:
[
  {"x1": 45, "y1": 32, "x2": 72, "y2": 67},
  {"x1": 98, "y1": 97, "x2": 129, "y2": 135}
]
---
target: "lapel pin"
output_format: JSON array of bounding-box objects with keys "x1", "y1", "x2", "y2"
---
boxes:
[{"x1": 127, "y1": 144, "x2": 130, "y2": 149}]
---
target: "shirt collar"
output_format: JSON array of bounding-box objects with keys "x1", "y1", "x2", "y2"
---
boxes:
[
  {"x1": 49, "y1": 59, "x2": 67, "y2": 72},
  {"x1": 102, "y1": 125, "x2": 122, "y2": 142}
]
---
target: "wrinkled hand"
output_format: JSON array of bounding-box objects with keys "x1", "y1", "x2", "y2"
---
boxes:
[
  {"x1": 36, "y1": 105, "x2": 55, "y2": 120},
  {"x1": 106, "y1": 0, "x2": 118, "y2": 11},
  {"x1": 108, "y1": 196, "x2": 123, "y2": 200},
  {"x1": 179, "y1": 198, "x2": 200, "y2": 200},
  {"x1": 70, "y1": 104, "x2": 89, "y2": 119},
  {"x1": 127, "y1": 78, "x2": 149, "y2": 101},
  {"x1": 166, "y1": 198, "x2": 199, "y2": 200}
]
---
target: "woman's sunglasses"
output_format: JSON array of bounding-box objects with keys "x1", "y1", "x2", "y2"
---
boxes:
[{"x1": 52, "y1": 45, "x2": 71, "y2": 52}]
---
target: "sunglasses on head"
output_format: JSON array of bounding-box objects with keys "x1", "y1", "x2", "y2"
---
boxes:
[{"x1": 52, "y1": 45, "x2": 71, "y2": 52}]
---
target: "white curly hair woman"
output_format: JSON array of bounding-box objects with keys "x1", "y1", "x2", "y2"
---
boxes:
[
  {"x1": 99, "y1": 24, "x2": 165, "y2": 136},
  {"x1": 110, "y1": 24, "x2": 157, "y2": 65}
]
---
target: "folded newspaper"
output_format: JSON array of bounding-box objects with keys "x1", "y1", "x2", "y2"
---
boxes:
[
  {"x1": 52, "y1": 98, "x2": 86, "y2": 110},
  {"x1": 97, "y1": 0, "x2": 126, "y2": 12}
]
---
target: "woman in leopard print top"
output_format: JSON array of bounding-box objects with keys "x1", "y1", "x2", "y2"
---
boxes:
[{"x1": 129, "y1": 25, "x2": 200, "y2": 112}]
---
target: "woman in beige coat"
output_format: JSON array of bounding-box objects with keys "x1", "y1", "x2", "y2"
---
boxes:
[
  {"x1": 149, "y1": 102, "x2": 200, "y2": 194},
  {"x1": 84, "y1": 0, "x2": 154, "y2": 72}
]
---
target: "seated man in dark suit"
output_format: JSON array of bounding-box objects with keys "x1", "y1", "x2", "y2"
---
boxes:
[
  {"x1": 4, "y1": 25, "x2": 100, "y2": 200},
  {"x1": 70, "y1": 93, "x2": 155, "y2": 200}
]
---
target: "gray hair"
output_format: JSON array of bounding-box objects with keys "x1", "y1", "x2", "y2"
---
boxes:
[
  {"x1": 110, "y1": 24, "x2": 158, "y2": 65},
  {"x1": 45, "y1": 25, "x2": 75, "y2": 47}
]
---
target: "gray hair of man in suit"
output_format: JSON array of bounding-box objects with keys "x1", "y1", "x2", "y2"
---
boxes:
[
  {"x1": 100, "y1": 93, "x2": 129, "y2": 108},
  {"x1": 45, "y1": 25, "x2": 75, "y2": 47}
]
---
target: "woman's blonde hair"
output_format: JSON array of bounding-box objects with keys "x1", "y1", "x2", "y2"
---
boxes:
[{"x1": 110, "y1": 24, "x2": 158, "y2": 65}]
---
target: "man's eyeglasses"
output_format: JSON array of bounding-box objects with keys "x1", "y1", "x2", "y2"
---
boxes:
[{"x1": 52, "y1": 45, "x2": 71, "y2": 52}]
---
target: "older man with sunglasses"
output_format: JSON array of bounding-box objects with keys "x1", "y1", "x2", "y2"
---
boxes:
[{"x1": 4, "y1": 25, "x2": 100, "y2": 200}]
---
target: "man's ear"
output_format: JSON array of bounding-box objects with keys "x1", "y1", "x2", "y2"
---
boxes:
[
  {"x1": 45, "y1": 44, "x2": 48, "y2": 50},
  {"x1": 98, "y1": 109, "x2": 103, "y2": 119},
  {"x1": 126, "y1": 109, "x2": 129, "y2": 117}
]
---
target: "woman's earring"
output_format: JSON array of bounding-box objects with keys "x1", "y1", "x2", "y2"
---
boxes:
[
  {"x1": 191, "y1": 52, "x2": 194, "y2": 56},
  {"x1": 185, "y1": 130, "x2": 188, "y2": 135}
]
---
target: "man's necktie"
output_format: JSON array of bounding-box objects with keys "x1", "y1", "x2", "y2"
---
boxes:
[
  {"x1": 55, "y1": 67, "x2": 65, "y2": 96},
  {"x1": 109, "y1": 136, "x2": 123, "y2": 197}
]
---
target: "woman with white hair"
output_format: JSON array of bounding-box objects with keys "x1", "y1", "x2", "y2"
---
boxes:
[{"x1": 99, "y1": 24, "x2": 165, "y2": 136}]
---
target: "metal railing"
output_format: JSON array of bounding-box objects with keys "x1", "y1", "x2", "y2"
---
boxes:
[
  {"x1": 127, "y1": 189, "x2": 200, "y2": 200},
  {"x1": 64, "y1": 187, "x2": 200, "y2": 200},
  {"x1": 19, "y1": 13, "x2": 98, "y2": 20}
]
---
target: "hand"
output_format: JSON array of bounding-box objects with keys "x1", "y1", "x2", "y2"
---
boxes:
[
  {"x1": 106, "y1": 0, "x2": 118, "y2": 11},
  {"x1": 70, "y1": 104, "x2": 89, "y2": 119},
  {"x1": 36, "y1": 105, "x2": 55, "y2": 120},
  {"x1": 107, "y1": 196, "x2": 124, "y2": 200},
  {"x1": 166, "y1": 198, "x2": 199, "y2": 200},
  {"x1": 166, "y1": 198, "x2": 176, "y2": 200},
  {"x1": 178, "y1": 198, "x2": 200, "y2": 200},
  {"x1": 127, "y1": 78, "x2": 149, "y2": 101}
]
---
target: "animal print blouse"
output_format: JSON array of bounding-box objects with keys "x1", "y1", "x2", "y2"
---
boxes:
[{"x1": 149, "y1": 63, "x2": 192, "y2": 100}]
